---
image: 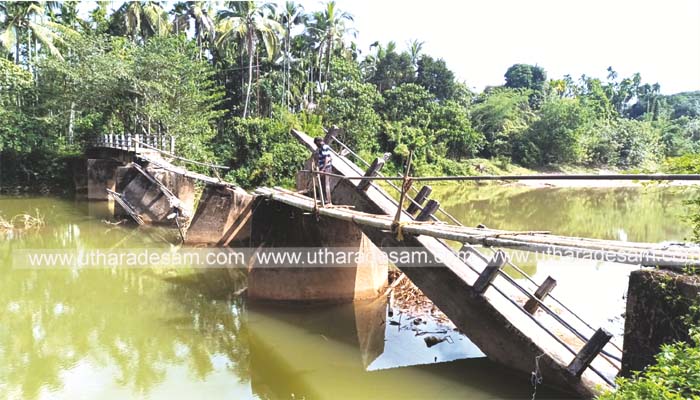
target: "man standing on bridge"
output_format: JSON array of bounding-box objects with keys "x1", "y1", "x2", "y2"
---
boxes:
[{"x1": 313, "y1": 137, "x2": 332, "y2": 205}]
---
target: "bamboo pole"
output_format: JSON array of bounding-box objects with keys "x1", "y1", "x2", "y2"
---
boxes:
[{"x1": 254, "y1": 187, "x2": 700, "y2": 268}]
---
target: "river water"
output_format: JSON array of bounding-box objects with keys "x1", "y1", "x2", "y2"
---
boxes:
[{"x1": 0, "y1": 184, "x2": 695, "y2": 399}]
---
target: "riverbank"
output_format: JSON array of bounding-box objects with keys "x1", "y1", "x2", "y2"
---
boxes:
[{"x1": 453, "y1": 158, "x2": 700, "y2": 188}]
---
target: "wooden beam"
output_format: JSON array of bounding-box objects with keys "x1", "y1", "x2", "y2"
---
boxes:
[
  {"x1": 416, "y1": 199, "x2": 440, "y2": 222},
  {"x1": 566, "y1": 328, "x2": 613, "y2": 378},
  {"x1": 406, "y1": 185, "x2": 432, "y2": 215},
  {"x1": 473, "y1": 250, "x2": 508, "y2": 293},
  {"x1": 524, "y1": 276, "x2": 557, "y2": 314},
  {"x1": 357, "y1": 158, "x2": 385, "y2": 191}
]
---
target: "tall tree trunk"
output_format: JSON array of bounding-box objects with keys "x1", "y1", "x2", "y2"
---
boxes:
[
  {"x1": 325, "y1": 32, "x2": 333, "y2": 90},
  {"x1": 284, "y1": 22, "x2": 290, "y2": 109},
  {"x1": 15, "y1": 31, "x2": 20, "y2": 64},
  {"x1": 317, "y1": 44, "x2": 324, "y2": 89},
  {"x1": 68, "y1": 101, "x2": 75, "y2": 144},
  {"x1": 243, "y1": 32, "x2": 254, "y2": 118},
  {"x1": 26, "y1": 29, "x2": 31, "y2": 66}
]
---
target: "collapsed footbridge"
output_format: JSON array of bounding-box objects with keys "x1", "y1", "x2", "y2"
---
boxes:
[{"x1": 84, "y1": 130, "x2": 700, "y2": 397}]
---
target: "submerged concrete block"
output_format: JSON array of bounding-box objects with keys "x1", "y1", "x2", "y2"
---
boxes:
[
  {"x1": 87, "y1": 159, "x2": 122, "y2": 200},
  {"x1": 185, "y1": 185, "x2": 256, "y2": 245},
  {"x1": 247, "y1": 200, "x2": 388, "y2": 302},
  {"x1": 114, "y1": 164, "x2": 196, "y2": 224}
]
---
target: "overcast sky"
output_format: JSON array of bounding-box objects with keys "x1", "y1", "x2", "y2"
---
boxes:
[{"x1": 294, "y1": 0, "x2": 700, "y2": 94}]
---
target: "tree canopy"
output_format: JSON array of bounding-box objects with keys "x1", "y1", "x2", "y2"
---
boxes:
[{"x1": 1, "y1": 1, "x2": 699, "y2": 191}]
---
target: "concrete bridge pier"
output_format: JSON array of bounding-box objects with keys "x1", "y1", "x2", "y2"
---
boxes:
[
  {"x1": 87, "y1": 159, "x2": 124, "y2": 200},
  {"x1": 246, "y1": 200, "x2": 388, "y2": 302}
]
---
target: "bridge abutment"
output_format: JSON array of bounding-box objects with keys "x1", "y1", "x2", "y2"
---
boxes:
[{"x1": 622, "y1": 268, "x2": 700, "y2": 376}]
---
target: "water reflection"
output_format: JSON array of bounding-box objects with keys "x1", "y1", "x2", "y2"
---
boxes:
[
  {"x1": 3, "y1": 187, "x2": 691, "y2": 399},
  {"x1": 437, "y1": 184, "x2": 693, "y2": 242},
  {"x1": 436, "y1": 184, "x2": 695, "y2": 338},
  {"x1": 1, "y1": 197, "x2": 537, "y2": 399}
]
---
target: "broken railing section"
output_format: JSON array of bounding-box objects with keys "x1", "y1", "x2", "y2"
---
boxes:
[
  {"x1": 106, "y1": 188, "x2": 144, "y2": 225},
  {"x1": 470, "y1": 251, "x2": 614, "y2": 381}
]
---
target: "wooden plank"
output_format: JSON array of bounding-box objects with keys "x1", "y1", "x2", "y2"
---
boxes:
[
  {"x1": 416, "y1": 199, "x2": 440, "y2": 222},
  {"x1": 566, "y1": 328, "x2": 613, "y2": 378},
  {"x1": 473, "y1": 250, "x2": 508, "y2": 293},
  {"x1": 357, "y1": 158, "x2": 385, "y2": 191},
  {"x1": 254, "y1": 187, "x2": 700, "y2": 267},
  {"x1": 524, "y1": 276, "x2": 557, "y2": 314},
  {"x1": 406, "y1": 185, "x2": 432, "y2": 215}
]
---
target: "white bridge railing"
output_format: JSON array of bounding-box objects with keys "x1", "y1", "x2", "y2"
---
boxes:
[{"x1": 91, "y1": 133, "x2": 175, "y2": 154}]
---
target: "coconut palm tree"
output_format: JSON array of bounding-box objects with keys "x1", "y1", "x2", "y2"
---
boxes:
[
  {"x1": 0, "y1": 1, "x2": 64, "y2": 64},
  {"x1": 216, "y1": 1, "x2": 283, "y2": 118},
  {"x1": 279, "y1": 1, "x2": 305, "y2": 109},
  {"x1": 172, "y1": 1, "x2": 215, "y2": 60},
  {"x1": 408, "y1": 39, "x2": 423, "y2": 67},
  {"x1": 315, "y1": 1, "x2": 353, "y2": 88},
  {"x1": 112, "y1": 1, "x2": 170, "y2": 42}
]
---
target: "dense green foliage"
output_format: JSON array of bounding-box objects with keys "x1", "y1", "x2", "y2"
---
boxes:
[
  {"x1": 598, "y1": 329, "x2": 700, "y2": 400},
  {"x1": 2, "y1": 1, "x2": 700, "y2": 191}
]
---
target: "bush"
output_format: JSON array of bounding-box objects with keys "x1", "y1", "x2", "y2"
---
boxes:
[
  {"x1": 598, "y1": 329, "x2": 700, "y2": 400},
  {"x1": 214, "y1": 117, "x2": 307, "y2": 188}
]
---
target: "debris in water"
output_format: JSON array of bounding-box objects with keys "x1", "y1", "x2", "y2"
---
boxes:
[
  {"x1": 0, "y1": 210, "x2": 45, "y2": 233},
  {"x1": 424, "y1": 336, "x2": 446, "y2": 347},
  {"x1": 387, "y1": 268, "x2": 456, "y2": 329}
]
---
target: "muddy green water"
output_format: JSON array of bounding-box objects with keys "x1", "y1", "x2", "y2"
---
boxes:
[{"x1": 0, "y1": 185, "x2": 695, "y2": 399}]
